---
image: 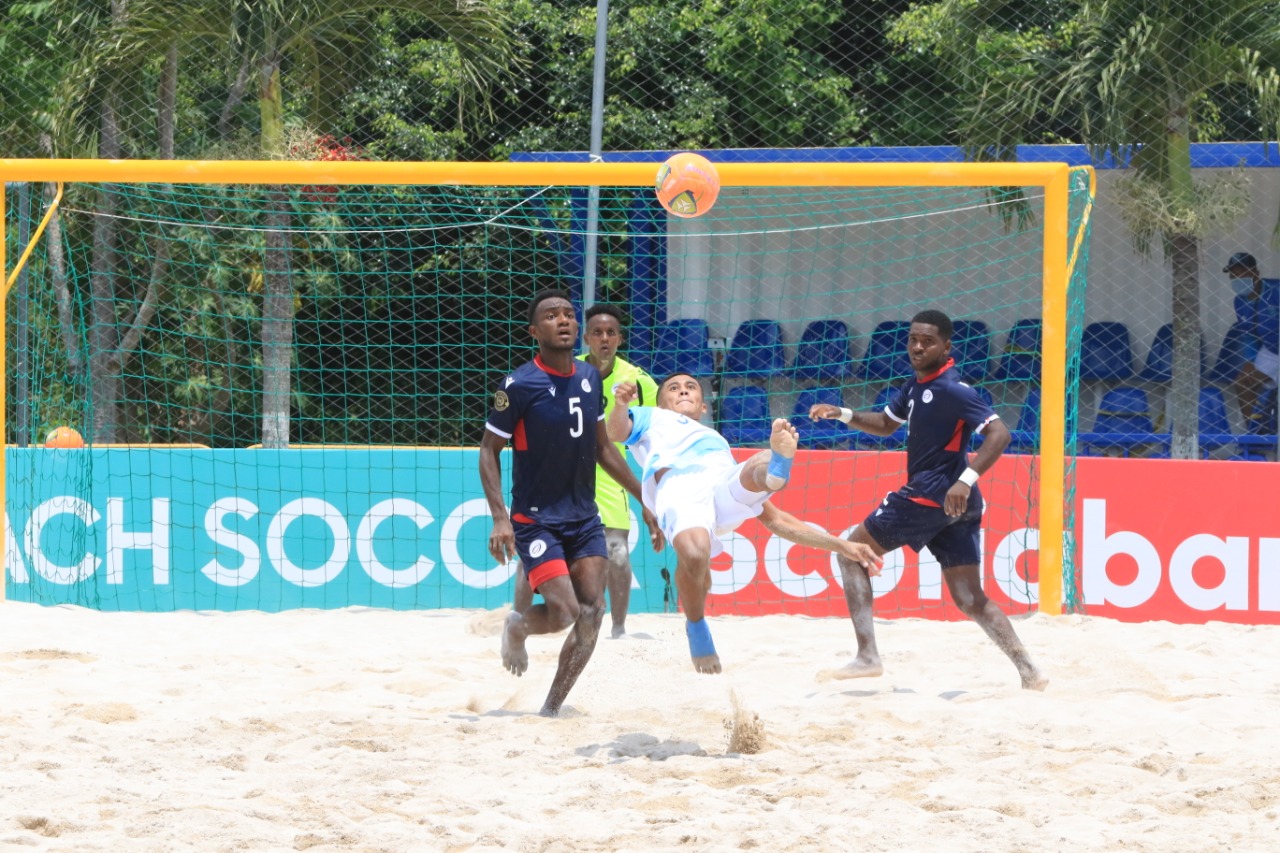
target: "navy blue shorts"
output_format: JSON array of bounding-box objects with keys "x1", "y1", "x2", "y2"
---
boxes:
[
  {"x1": 861, "y1": 490, "x2": 984, "y2": 569},
  {"x1": 512, "y1": 514, "x2": 608, "y2": 590}
]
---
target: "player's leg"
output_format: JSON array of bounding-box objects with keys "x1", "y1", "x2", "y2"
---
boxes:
[
  {"x1": 671, "y1": 526, "x2": 720, "y2": 674},
  {"x1": 931, "y1": 512, "x2": 1049, "y2": 691},
  {"x1": 941, "y1": 563, "x2": 1047, "y2": 691},
  {"x1": 501, "y1": 523, "x2": 579, "y2": 677},
  {"x1": 827, "y1": 522, "x2": 888, "y2": 680},
  {"x1": 512, "y1": 560, "x2": 533, "y2": 613},
  {"x1": 653, "y1": 468, "x2": 721, "y2": 673},
  {"x1": 540, "y1": 518, "x2": 611, "y2": 716},
  {"x1": 603, "y1": 528, "x2": 632, "y2": 637},
  {"x1": 739, "y1": 418, "x2": 799, "y2": 493}
]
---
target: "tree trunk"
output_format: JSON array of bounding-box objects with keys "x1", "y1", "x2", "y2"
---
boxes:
[
  {"x1": 258, "y1": 51, "x2": 294, "y2": 448},
  {"x1": 1168, "y1": 233, "x2": 1201, "y2": 460},
  {"x1": 158, "y1": 42, "x2": 178, "y2": 159},
  {"x1": 89, "y1": 87, "x2": 123, "y2": 443},
  {"x1": 260, "y1": 190, "x2": 294, "y2": 449},
  {"x1": 218, "y1": 52, "x2": 252, "y2": 141},
  {"x1": 1165, "y1": 96, "x2": 1199, "y2": 460}
]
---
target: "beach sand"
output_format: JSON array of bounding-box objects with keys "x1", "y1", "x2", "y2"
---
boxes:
[{"x1": 2, "y1": 603, "x2": 1277, "y2": 852}]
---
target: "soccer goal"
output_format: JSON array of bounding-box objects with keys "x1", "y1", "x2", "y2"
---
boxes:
[{"x1": 0, "y1": 159, "x2": 1093, "y2": 616}]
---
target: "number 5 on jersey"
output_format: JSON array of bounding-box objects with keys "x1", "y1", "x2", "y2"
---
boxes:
[{"x1": 569, "y1": 397, "x2": 583, "y2": 437}]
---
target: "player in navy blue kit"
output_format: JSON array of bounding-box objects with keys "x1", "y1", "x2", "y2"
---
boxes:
[
  {"x1": 480, "y1": 290, "x2": 662, "y2": 717},
  {"x1": 810, "y1": 309, "x2": 1048, "y2": 690}
]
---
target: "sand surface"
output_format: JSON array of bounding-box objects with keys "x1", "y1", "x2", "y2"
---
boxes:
[{"x1": 2, "y1": 603, "x2": 1278, "y2": 852}]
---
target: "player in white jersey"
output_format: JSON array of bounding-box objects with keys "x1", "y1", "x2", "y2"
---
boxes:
[{"x1": 608, "y1": 373, "x2": 882, "y2": 674}]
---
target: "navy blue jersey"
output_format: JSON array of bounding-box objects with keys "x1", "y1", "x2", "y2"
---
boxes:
[
  {"x1": 485, "y1": 356, "x2": 606, "y2": 524},
  {"x1": 1233, "y1": 277, "x2": 1280, "y2": 355},
  {"x1": 885, "y1": 359, "x2": 999, "y2": 505}
]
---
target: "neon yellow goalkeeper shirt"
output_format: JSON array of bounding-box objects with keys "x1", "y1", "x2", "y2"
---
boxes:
[{"x1": 577, "y1": 353, "x2": 660, "y2": 529}]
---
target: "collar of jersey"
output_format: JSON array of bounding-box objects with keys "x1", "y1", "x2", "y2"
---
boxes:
[
  {"x1": 534, "y1": 354, "x2": 577, "y2": 377},
  {"x1": 916, "y1": 357, "x2": 955, "y2": 384}
]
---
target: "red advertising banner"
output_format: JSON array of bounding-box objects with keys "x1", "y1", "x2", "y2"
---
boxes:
[{"x1": 705, "y1": 450, "x2": 1280, "y2": 625}]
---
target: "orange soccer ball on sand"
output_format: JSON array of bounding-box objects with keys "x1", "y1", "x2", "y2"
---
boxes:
[
  {"x1": 655, "y1": 152, "x2": 720, "y2": 218},
  {"x1": 44, "y1": 426, "x2": 85, "y2": 448}
]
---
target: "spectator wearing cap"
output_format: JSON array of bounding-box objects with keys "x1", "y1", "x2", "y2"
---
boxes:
[{"x1": 1223, "y1": 251, "x2": 1280, "y2": 425}]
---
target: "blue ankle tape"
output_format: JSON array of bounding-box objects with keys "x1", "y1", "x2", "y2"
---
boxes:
[
  {"x1": 767, "y1": 454, "x2": 793, "y2": 482},
  {"x1": 686, "y1": 618, "x2": 717, "y2": 658}
]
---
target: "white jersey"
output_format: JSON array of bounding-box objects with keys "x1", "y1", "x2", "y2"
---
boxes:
[
  {"x1": 625, "y1": 406, "x2": 768, "y2": 555},
  {"x1": 623, "y1": 406, "x2": 735, "y2": 485}
]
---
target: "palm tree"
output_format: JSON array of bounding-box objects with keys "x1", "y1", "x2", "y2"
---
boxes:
[
  {"x1": 65, "y1": 0, "x2": 518, "y2": 447},
  {"x1": 901, "y1": 0, "x2": 1280, "y2": 458}
]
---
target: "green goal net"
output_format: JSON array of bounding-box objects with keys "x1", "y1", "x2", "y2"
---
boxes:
[{"x1": 2, "y1": 161, "x2": 1092, "y2": 616}]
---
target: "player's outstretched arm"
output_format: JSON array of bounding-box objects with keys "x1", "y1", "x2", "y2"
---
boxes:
[
  {"x1": 606, "y1": 381, "x2": 638, "y2": 442},
  {"x1": 595, "y1": 419, "x2": 665, "y2": 551},
  {"x1": 944, "y1": 417, "x2": 1012, "y2": 517},
  {"x1": 479, "y1": 430, "x2": 516, "y2": 564},
  {"x1": 808, "y1": 403, "x2": 899, "y2": 437},
  {"x1": 758, "y1": 503, "x2": 882, "y2": 576}
]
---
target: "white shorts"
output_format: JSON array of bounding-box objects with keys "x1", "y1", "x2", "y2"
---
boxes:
[
  {"x1": 1254, "y1": 347, "x2": 1280, "y2": 386},
  {"x1": 651, "y1": 459, "x2": 770, "y2": 557}
]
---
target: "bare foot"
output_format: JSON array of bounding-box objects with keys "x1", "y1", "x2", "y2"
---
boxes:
[
  {"x1": 610, "y1": 624, "x2": 626, "y2": 639},
  {"x1": 821, "y1": 656, "x2": 884, "y2": 681},
  {"x1": 770, "y1": 418, "x2": 798, "y2": 459},
  {"x1": 692, "y1": 653, "x2": 722, "y2": 674},
  {"x1": 1022, "y1": 669, "x2": 1049, "y2": 691},
  {"x1": 501, "y1": 612, "x2": 528, "y2": 676}
]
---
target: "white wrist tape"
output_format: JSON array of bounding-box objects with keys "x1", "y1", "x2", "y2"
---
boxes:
[
  {"x1": 958, "y1": 467, "x2": 980, "y2": 487},
  {"x1": 838, "y1": 407, "x2": 854, "y2": 424}
]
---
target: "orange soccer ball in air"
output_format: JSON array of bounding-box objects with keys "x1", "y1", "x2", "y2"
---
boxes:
[
  {"x1": 655, "y1": 152, "x2": 721, "y2": 218},
  {"x1": 44, "y1": 426, "x2": 85, "y2": 448}
]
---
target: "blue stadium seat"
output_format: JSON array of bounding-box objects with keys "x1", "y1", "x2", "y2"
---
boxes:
[
  {"x1": 719, "y1": 386, "x2": 773, "y2": 446},
  {"x1": 790, "y1": 387, "x2": 852, "y2": 449},
  {"x1": 723, "y1": 319, "x2": 786, "y2": 379},
  {"x1": 859, "y1": 320, "x2": 912, "y2": 381},
  {"x1": 1196, "y1": 386, "x2": 1234, "y2": 455},
  {"x1": 856, "y1": 385, "x2": 906, "y2": 450},
  {"x1": 1235, "y1": 386, "x2": 1278, "y2": 459},
  {"x1": 791, "y1": 319, "x2": 854, "y2": 380},
  {"x1": 1138, "y1": 322, "x2": 1207, "y2": 383},
  {"x1": 650, "y1": 319, "x2": 716, "y2": 378},
  {"x1": 1080, "y1": 386, "x2": 1163, "y2": 456},
  {"x1": 992, "y1": 319, "x2": 1042, "y2": 381},
  {"x1": 1206, "y1": 321, "x2": 1252, "y2": 384},
  {"x1": 951, "y1": 320, "x2": 992, "y2": 383},
  {"x1": 1007, "y1": 387, "x2": 1040, "y2": 453},
  {"x1": 1080, "y1": 321, "x2": 1136, "y2": 382}
]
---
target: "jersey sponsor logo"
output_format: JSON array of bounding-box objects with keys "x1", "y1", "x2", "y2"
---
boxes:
[
  {"x1": 548, "y1": 386, "x2": 556, "y2": 397},
  {"x1": 494, "y1": 390, "x2": 510, "y2": 411},
  {"x1": 529, "y1": 539, "x2": 547, "y2": 558},
  {"x1": 922, "y1": 390, "x2": 934, "y2": 403},
  {"x1": 581, "y1": 378, "x2": 591, "y2": 393},
  {"x1": 505, "y1": 376, "x2": 515, "y2": 388}
]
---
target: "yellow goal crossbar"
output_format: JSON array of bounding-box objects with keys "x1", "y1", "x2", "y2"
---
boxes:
[{"x1": 0, "y1": 158, "x2": 1090, "y2": 614}]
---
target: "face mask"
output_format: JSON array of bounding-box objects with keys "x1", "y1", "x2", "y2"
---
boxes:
[{"x1": 1231, "y1": 277, "x2": 1254, "y2": 297}]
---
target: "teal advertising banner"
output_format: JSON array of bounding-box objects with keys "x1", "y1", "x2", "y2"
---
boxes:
[{"x1": 4, "y1": 449, "x2": 671, "y2": 612}]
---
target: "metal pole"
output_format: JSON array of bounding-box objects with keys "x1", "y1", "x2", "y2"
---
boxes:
[{"x1": 582, "y1": 0, "x2": 610, "y2": 310}]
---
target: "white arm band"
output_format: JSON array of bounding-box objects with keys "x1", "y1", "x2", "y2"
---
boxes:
[
  {"x1": 838, "y1": 407, "x2": 854, "y2": 424},
  {"x1": 958, "y1": 467, "x2": 980, "y2": 487}
]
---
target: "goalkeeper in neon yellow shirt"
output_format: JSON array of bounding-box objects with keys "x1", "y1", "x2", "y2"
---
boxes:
[{"x1": 513, "y1": 303, "x2": 661, "y2": 637}]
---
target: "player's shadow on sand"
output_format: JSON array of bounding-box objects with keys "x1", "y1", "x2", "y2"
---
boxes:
[{"x1": 576, "y1": 732, "x2": 709, "y2": 762}]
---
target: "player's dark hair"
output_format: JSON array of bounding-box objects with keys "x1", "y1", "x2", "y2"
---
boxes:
[
  {"x1": 584, "y1": 302, "x2": 628, "y2": 327},
  {"x1": 659, "y1": 372, "x2": 697, "y2": 388},
  {"x1": 911, "y1": 309, "x2": 953, "y2": 341},
  {"x1": 527, "y1": 289, "x2": 574, "y2": 326}
]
